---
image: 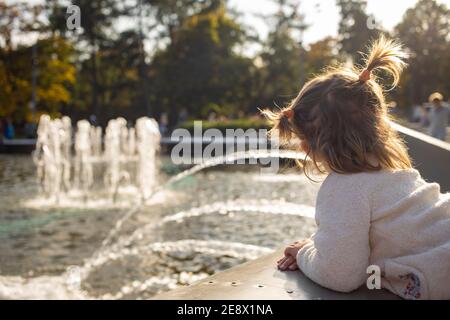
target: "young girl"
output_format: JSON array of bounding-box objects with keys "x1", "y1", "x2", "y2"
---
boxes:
[{"x1": 264, "y1": 36, "x2": 450, "y2": 300}]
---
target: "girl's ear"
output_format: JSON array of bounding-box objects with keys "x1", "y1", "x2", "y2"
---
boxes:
[{"x1": 300, "y1": 140, "x2": 310, "y2": 153}]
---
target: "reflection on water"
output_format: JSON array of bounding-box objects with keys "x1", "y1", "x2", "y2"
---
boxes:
[{"x1": 0, "y1": 154, "x2": 320, "y2": 299}]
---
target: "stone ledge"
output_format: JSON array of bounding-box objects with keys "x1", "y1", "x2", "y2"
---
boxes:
[{"x1": 154, "y1": 249, "x2": 399, "y2": 300}]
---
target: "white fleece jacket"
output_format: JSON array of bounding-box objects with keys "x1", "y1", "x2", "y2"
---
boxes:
[{"x1": 296, "y1": 169, "x2": 450, "y2": 299}]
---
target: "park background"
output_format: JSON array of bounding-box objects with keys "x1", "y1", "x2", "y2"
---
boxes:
[
  {"x1": 0, "y1": 0, "x2": 450, "y2": 300},
  {"x1": 1, "y1": 0, "x2": 449, "y2": 136}
]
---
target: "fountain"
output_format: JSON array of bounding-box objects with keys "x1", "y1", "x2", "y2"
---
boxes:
[
  {"x1": 0, "y1": 116, "x2": 319, "y2": 300},
  {"x1": 32, "y1": 115, "x2": 161, "y2": 203}
]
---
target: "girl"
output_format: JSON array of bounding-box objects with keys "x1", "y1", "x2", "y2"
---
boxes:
[{"x1": 264, "y1": 36, "x2": 450, "y2": 300}]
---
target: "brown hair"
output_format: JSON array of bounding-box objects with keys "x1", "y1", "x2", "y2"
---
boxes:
[{"x1": 262, "y1": 35, "x2": 412, "y2": 178}]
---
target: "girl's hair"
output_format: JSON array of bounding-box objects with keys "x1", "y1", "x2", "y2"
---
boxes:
[{"x1": 262, "y1": 35, "x2": 412, "y2": 178}]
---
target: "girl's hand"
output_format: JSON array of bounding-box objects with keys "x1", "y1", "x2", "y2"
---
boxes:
[{"x1": 277, "y1": 240, "x2": 309, "y2": 271}]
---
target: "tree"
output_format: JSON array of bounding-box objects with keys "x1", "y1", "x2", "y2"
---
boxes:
[
  {"x1": 0, "y1": 36, "x2": 75, "y2": 119},
  {"x1": 304, "y1": 37, "x2": 339, "y2": 76},
  {"x1": 44, "y1": 0, "x2": 227, "y2": 123},
  {"x1": 257, "y1": 0, "x2": 308, "y2": 108},
  {"x1": 45, "y1": 0, "x2": 71, "y2": 37},
  {"x1": 0, "y1": 2, "x2": 75, "y2": 120},
  {"x1": 143, "y1": 0, "x2": 228, "y2": 42},
  {"x1": 337, "y1": 0, "x2": 380, "y2": 65},
  {"x1": 99, "y1": 30, "x2": 145, "y2": 120},
  {"x1": 259, "y1": 27, "x2": 302, "y2": 107},
  {"x1": 395, "y1": 0, "x2": 450, "y2": 105},
  {"x1": 68, "y1": 0, "x2": 122, "y2": 122},
  {"x1": 148, "y1": 2, "x2": 255, "y2": 122},
  {"x1": 0, "y1": 2, "x2": 46, "y2": 51}
]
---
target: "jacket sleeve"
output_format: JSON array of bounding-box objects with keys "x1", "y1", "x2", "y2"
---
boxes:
[{"x1": 296, "y1": 173, "x2": 372, "y2": 293}]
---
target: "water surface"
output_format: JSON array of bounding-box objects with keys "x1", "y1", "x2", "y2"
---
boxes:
[{"x1": 0, "y1": 154, "x2": 320, "y2": 299}]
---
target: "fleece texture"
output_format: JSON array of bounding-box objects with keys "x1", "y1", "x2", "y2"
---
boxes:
[{"x1": 296, "y1": 169, "x2": 450, "y2": 299}]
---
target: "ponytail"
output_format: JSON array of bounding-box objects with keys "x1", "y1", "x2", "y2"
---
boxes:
[
  {"x1": 360, "y1": 34, "x2": 408, "y2": 89},
  {"x1": 260, "y1": 107, "x2": 295, "y2": 142}
]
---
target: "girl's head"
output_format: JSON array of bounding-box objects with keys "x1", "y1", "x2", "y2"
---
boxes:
[{"x1": 263, "y1": 35, "x2": 412, "y2": 176}]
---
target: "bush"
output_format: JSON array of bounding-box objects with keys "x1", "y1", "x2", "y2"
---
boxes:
[{"x1": 179, "y1": 118, "x2": 271, "y2": 133}]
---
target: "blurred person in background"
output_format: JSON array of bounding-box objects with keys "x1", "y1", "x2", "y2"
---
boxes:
[
  {"x1": 5, "y1": 118, "x2": 15, "y2": 139},
  {"x1": 411, "y1": 104, "x2": 422, "y2": 122},
  {"x1": 426, "y1": 92, "x2": 449, "y2": 141},
  {"x1": 419, "y1": 104, "x2": 430, "y2": 128},
  {"x1": 0, "y1": 118, "x2": 3, "y2": 143},
  {"x1": 159, "y1": 112, "x2": 169, "y2": 136},
  {"x1": 24, "y1": 121, "x2": 37, "y2": 139}
]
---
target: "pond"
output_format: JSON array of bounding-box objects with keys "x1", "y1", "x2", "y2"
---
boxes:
[{"x1": 0, "y1": 154, "x2": 320, "y2": 299}]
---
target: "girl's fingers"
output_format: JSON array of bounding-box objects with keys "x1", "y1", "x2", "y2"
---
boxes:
[
  {"x1": 284, "y1": 247, "x2": 293, "y2": 256},
  {"x1": 279, "y1": 256, "x2": 295, "y2": 270},
  {"x1": 284, "y1": 247, "x2": 297, "y2": 257},
  {"x1": 277, "y1": 257, "x2": 288, "y2": 269},
  {"x1": 288, "y1": 263, "x2": 299, "y2": 271},
  {"x1": 277, "y1": 256, "x2": 288, "y2": 266}
]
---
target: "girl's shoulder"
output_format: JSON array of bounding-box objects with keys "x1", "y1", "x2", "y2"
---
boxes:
[
  {"x1": 320, "y1": 168, "x2": 423, "y2": 198},
  {"x1": 325, "y1": 168, "x2": 421, "y2": 184}
]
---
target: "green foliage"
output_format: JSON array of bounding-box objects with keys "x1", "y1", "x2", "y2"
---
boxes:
[
  {"x1": 180, "y1": 118, "x2": 270, "y2": 133},
  {"x1": 0, "y1": 36, "x2": 75, "y2": 120},
  {"x1": 395, "y1": 0, "x2": 450, "y2": 104},
  {"x1": 143, "y1": 0, "x2": 225, "y2": 38},
  {"x1": 255, "y1": 0, "x2": 309, "y2": 108},
  {"x1": 304, "y1": 37, "x2": 339, "y2": 76},
  {"x1": 337, "y1": 0, "x2": 380, "y2": 65},
  {"x1": 148, "y1": 3, "x2": 256, "y2": 121},
  {"x1": 259, "y1": 27, "x2": 302, "y2": 106},
  {"x1": 2, "y1": 0, "x2": 449, "y2": 123}
]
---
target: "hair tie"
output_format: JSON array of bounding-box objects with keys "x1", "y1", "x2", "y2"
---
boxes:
[
  {"x1": 359, "y1": 69, "x2": 371, "y2": 82},
  {"x1": 283, "y1": 109, "x2": 294, "y2": 119}
]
